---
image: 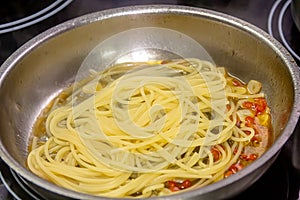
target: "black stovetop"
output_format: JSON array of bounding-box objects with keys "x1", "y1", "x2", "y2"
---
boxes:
[{"x1": 0, "y1": 0, "x2": 299, "y2": 199}]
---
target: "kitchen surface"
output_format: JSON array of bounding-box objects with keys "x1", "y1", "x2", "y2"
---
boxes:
[{"x1": 0, "y1": 0, "x2": 299, "y2": 199}]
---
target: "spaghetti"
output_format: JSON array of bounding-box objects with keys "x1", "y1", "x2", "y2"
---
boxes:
[{"x1": 27, "y1": 58, "x2": 271, "y2": 197}]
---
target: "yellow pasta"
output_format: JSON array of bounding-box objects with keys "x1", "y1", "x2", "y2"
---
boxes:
[{"x1": 27, "y1": 58, "x2": 271, "y2": 198}]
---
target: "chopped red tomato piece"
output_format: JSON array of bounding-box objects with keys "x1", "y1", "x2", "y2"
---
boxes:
[
  {"x1": 166, "y1": 181, "x2": 179, "y2": 192},
  {"x1": 166, "y1": 180, "x2": 192, "y2": 192},
  {"x1": 167, "y1": 181, "x2": 176, "y2": 188},
  {"x1": 180, "y1": 180, "x2": 192, "y2": 189},
  {"x1": 242, "y1": 101, "x2": 255, "y2": 110},
  {"x1": 254, "y1": 98, "x2": 267, "y2": 115},
  {"x1": 211, "y1": 147, "x2": 221, "y2": 162},
  {"x1": 242, "y1": 98, "x2": 267, "y2": 115},
  {"x1": 255, "y1": 98, "x2": 267, "y2": 107},
  {"x1": 245, "y1": 116, "x2": 254, "y2": 127},
  {"x1": 170, "y1": 186, "x2": 180, "y2": 192}
]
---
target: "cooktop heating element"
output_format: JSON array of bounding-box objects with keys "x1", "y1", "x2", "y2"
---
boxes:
[
  {"x1": 0, "y1": 0, "x2": 72, "y2": 34},
  {"x1": 268, "y1": 0, "x2": 300, "y2": 63}
]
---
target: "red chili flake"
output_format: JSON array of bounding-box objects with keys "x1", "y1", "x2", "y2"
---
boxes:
[
  {"x1": 224, "y1": 170, "x2": 233, "y2": 178},
  {"x1": 249, "y1": 154, "x2": 258, "y2": 161},
  {"x1": 240, "y1": 153, "x2": 258, "y2": 161},
  {"x1": 232, "y1": 79, "x2": 243, "y2": 86},
  {"x1": 236, "y1": 163, "x2": 243, "y2": 170},
  {"x1": 240, "y1": 154, "x2": 248, "y2": 160},
  {"x1": 245, "y1": 116, "x2": 255, "y2": 127},
  {"x1": 251, "y1": 135, "x2": 261, "y2": 143},
  {"x1": 233, "y1": 147, "x2": 238, "y2": 155},
  {"x1": 224, "y1": 162, "x2": 243, "y2": 178},
  {"x1": 229, "y1": 162, "x2": 243, "y2": 172}
]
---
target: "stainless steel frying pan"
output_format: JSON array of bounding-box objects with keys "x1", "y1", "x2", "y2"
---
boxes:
[{"x1": 0, "y1": 5, "x2": 299, "y2": 200}]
